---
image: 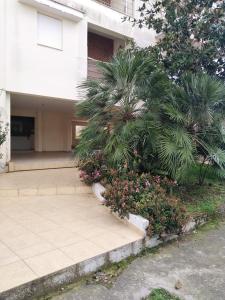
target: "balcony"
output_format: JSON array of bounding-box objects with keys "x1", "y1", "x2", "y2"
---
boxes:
[
  {"x1": 94, "y1": 0, "x2": 134, "y2": 16},
  {"x1": 87, "y1": 32, "x2": 114, "y2": 79},
  {"x1": 88, "y1": 58, "x2": 103, "y2": 79}
]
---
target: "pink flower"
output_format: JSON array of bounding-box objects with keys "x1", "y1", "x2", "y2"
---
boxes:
[
  {"x1": 154, "y1": 176, "x2": 161, "y2": 184},
  {"x1": 145, "y1": 180, "x2": 151, "y2": 187}
]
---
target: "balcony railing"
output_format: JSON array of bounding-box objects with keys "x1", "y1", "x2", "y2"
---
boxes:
[
  {"x1": 94, "y1": 0, "x2": 134, "y2": 16},
  {"x1": 88, "y1": 58, "x2": 103, "y2": 80}
]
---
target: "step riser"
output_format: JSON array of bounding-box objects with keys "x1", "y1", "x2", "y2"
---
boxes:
[
  {"x1": 8, "y1": 162, "x2": 76, "y2": 172},
  {"x1": 0, "y1": 187, "x2": 92, "y2": 197}
]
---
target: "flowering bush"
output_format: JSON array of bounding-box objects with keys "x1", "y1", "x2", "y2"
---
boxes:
[
  {"x1": 78, "y1": 152, "x2": 106, "y2": 185},
  {"x1": 103, "y1": 172, "x2": 153, "y2": 216},
  {"x1": 103, "y1": 171, "x2": 187, "y2": 236},
  {"x1": 136, "y1": 187, "x2": 187, "y2": 236}
]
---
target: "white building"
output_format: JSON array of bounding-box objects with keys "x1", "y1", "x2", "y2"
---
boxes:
[{"x1": 0, "y1": 0, "x2": 155, "y2": 172}]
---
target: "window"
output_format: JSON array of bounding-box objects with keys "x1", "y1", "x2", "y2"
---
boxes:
[
  {"x1": 11, "y1": 116, "x2": 35, "y2": 137},
  {"x1": 74, "y1": 125, "x2": 86, "y2": 139},
  {"x1": 37, "y1": 13, "x2": 62, "y2": 50}
]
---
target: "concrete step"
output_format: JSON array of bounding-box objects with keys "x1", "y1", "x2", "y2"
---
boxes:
[
  {"x1": 8, "y1": 160, "x2": 76, "y2": 172},
  {"x1": 0, "y1": 185, "x2": 93, "y2": 197}
]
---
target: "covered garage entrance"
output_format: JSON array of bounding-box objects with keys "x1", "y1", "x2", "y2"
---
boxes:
[{"x1": 9, "y1": 93, "x2": 77, "y2": 171}]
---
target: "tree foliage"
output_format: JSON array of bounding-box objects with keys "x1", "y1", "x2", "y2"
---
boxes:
[
  {"x1": 75, "y1": 50, "x2": 169, "y2": 165},
  {"x1": 127, "y1": 0, "x2": 225, "y2": 79},
  {"x1": 75, "y1": 50, "x2": 225, "y2": 184}
]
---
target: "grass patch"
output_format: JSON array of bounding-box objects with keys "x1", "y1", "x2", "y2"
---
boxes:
[
  {"x1": 175, "y1": 182, "x2": 225, "y2": 219},
  {"x1": 145, "y1": 288, "x2": 181, "y2": 300}
]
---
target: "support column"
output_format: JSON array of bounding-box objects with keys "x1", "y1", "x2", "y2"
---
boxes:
[
  {"x1": 0, "y1": 90, "x2": 10, "y2": 172},
  {"x1": 35, "y1": 109, "x2": 43, "y2": 152}
]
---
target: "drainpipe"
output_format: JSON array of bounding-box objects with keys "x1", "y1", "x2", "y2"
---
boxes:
[
  {"x1": 132, "y1": 0, "x2": 135, "y2": 17},
  {"x1": 125, "y1": 0, "x2": 128, "y2": 14}
]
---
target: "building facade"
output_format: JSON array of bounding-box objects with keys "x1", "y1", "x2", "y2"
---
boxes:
[{"x1": 0, "y1": 0, "x2": 155, "y2": 171}]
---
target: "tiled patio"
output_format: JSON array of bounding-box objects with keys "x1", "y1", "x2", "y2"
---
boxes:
[
  {"x1": 9, "y1": 151, "x2": 76, "y2": 172},
  {"x1": 0, "y1": 168, "x2": 143, "y2": 293}
]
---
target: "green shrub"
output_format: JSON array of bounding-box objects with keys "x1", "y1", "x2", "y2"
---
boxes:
[
  {"x1": 103, "y1": 172, "x2": 187, "y2": 236},
  {"x1": 103, "y1": 172, "x2": 152, "y2": 217},
  {"x1": 136, "y1": 187, "x2": 187, "y2": 236}
]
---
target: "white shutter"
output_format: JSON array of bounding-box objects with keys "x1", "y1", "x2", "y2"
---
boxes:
[{"x1": 37, "y1": 13, "x2": 62, "y2": 50}]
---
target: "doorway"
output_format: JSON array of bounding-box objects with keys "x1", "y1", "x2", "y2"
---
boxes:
[
  {"x1": 11, "y1": 116, "x2": 35, "y2": 151},
  {"x1": 72, "y1": 120, "x2": 87, "y2": 148}
]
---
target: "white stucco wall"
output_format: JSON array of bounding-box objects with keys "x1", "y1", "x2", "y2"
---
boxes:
[
  {"x1": 0, "y1": 0, "x2": 155, "y2": 169},
  {"x1": 2, "y1": 0, "x2": 87, "y2": 101},
  {"x1": 0, "y1": 0, "x2": 154, "y2": 101}
]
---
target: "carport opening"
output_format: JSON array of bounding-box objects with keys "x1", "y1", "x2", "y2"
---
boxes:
[{"x1": 11, "y1": 116, "x2": 35, "y2": 151}]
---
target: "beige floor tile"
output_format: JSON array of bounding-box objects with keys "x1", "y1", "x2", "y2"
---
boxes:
[
  {"x1": 38, "y1": 187, "x2": 57, "y2": 196},
  {"x1": 74, "y1": 186, "x2": 92, "y2": 194},
  {"x1": 19, "y1": 188, "x2": 38, "y2": 196},
  {"x1": 110, "y1": 226, "x2": 144, "y2": 240},
  {"x1": 0, "y1": 211, "x2": 12, "y2": 220},
  {"x1": 44, "y1": 212, "x2": 84, "y2": 224},
  {"x1": 15, "y1": 241, "x2": 55, "y2": 259},
  {"x1": 91, "y1": 206, "x2": 111, "y2": 215},
  {"x1": 80, "y1": 210, "x2": 105, "y2": 220},
  {"x1": 0, "y1": 217, "x2": 18, "y2": 227},
  {"x1": 14, "y1": 212, "x2": 46, "y2": 222},
  {"x1": 0, "y1": 168, "x2": 143, "y2": 292},
  {"x1": 2, "y1": 232, "x2": 45, "y2": 251},
  {"x1": 32, "y1": 206, "x2": 59, "y2": 216},
  {"x1": 90, "y1": 215, "x2": 125, "y2": 227},
  {"x1": 61, "y1": 240, "x2": 104, "y2": 263},
  {"x1": 0, "y1": 242, "x2": 20, "y2": 266},
  {"x1": 2, "y1": 208, "x2": 40, "y2": 222},
  {"x1": 19, "y1": 219, "x2": 59, "y2": 234},
  {"x1": 62, "y1": 220, "x2": 91, "y2": 232},
  {"x1": 57, "y1": 186, "x2": 76, "y2": 195},
  {"x1": 74, "y1": 199, "x2": 98, "y2": 207},
  {"x1": 0, "y1": 189, "x2": 18, "y2": 197},
  {"x1": 88, "y1": 232, "x2": 130, "y2": 251},
  {"x1": 0, "y1": 222, "x2": 30, "y2": 240},
  {"x1": 0, "y1": 260, "x2": 37, "y2": 292},
  {"x1": 75, "y1": 224, "x2": 107, "y2": 239},
  {"x1": 25, "y1": 250, "x2": 73, "y2": 277},
  {"x1": 39, "y1": 228, "x2": 85, "y2": 247}
]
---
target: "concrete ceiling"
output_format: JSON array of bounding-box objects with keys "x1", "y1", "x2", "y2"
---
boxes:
[{"x1": 11, "y1": 93, "x2": 75, "y2": 113}]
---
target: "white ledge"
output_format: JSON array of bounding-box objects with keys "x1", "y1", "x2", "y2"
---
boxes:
[
  {"x1": 19, "y1": 0, "x2": 84, "y2": 22},
  {"x1": 92, "y1": 182, "x2": 106, "y2": 204}
]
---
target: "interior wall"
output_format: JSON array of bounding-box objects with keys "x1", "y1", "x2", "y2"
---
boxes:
[{"x1": 42, "y1": 110, "x2": 71, "y2": 151}]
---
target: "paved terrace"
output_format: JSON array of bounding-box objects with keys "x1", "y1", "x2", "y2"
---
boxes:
[
  {"x1": 52, "y1": 222, "x2": 225, "y2": 300},
  {"x1": 0, "y1": 168, "x2": 143, "y2": 293}
]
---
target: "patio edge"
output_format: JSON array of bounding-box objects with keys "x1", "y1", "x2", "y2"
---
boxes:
[{"x1": 0, "y1": 217, "x2": 205, "y2": 300}]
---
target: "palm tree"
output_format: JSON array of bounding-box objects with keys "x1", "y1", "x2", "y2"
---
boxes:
[
  {"x1": 75, "y1": 49, "x2": 169, "y2": 167},
  {"x1": 76, "y1": 49, "x2": 225, "y2": 184},
  {"x1": 160, "y1": 73, "x2": 225, "y2": 183}
]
